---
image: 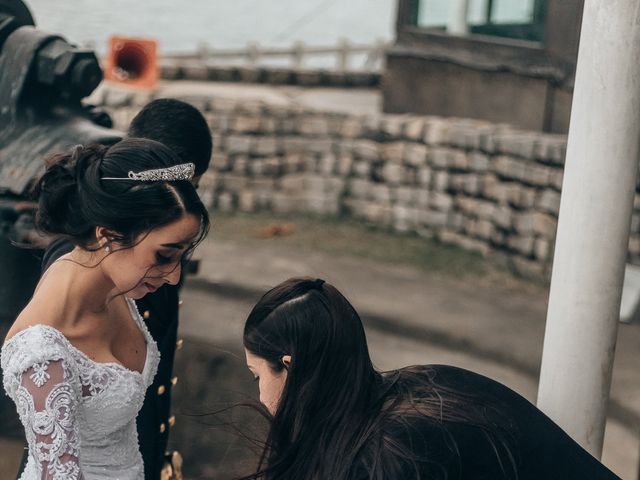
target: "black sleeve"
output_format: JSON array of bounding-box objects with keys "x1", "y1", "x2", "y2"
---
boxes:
[
  {"x1": 135, "y1": 286, "x2": 180, "y2": 480},
  {"x1": 41, "y1": 237, "x2": 74, "y2": 273}
]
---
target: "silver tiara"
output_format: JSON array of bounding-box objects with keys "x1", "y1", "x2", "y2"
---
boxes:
[{"x1": 102, "y1": 162, "x2": 195, "y2": 182}]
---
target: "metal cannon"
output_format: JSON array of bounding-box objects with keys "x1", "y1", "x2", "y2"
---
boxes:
[{"x1": 0, "y1": 0, "x2": 123, "y2": 325}]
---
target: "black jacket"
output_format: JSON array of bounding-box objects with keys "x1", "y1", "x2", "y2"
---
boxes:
[
  {"x1": 135, "y1": 283, "x2": 181, "y2": 480},
  {"x1": 352, "y1": 365, "x2": 621, "y2": 480}
]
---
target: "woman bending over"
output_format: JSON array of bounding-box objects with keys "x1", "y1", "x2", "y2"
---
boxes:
[{"x1": 242, "y1": 277, "x2": 620, "y2": 480}]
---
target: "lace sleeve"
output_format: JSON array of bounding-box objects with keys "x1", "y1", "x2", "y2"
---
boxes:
[
  {"x1": 1, "y1": 326, "x2": 84, "y2": 480},
  {"x1": 17, "y1": 359, "x2": 84, "y2": 479}
]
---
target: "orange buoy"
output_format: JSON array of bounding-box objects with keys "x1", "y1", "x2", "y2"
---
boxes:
[{"x1": 104, "y1": 36, "x2": 158, "y2": 89}]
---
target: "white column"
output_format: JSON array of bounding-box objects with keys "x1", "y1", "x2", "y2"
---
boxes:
[
  {"x1": 447, "y1": 0, "x2": 469, "y2": 35},
  {"x1": 537, "y1": 0, "x2": 640, "y2": 457}
]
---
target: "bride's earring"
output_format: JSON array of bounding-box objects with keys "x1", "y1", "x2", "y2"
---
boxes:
[{"x1": 104, "y1": 244, "x2": 111, "y2": 253}]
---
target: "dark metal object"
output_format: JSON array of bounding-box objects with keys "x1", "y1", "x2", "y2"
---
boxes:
[
  {"x1": 0, "y1": 1, "x2": 123, "y2": 196},
  {"x1": 0, "y1": 0, "x2": 124, "y2": 323},
  {"x1": 36, "y1": 39, "x2": 103, "y2": 99},
  {"x1": 0, "y1": 0, "x2": 33, "y2": 45}
]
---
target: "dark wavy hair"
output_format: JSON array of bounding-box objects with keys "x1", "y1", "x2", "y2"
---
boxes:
[
  {"x1": 32, "y1": 137, "x2": 209, "y2": 254},
  {"x1": 242, "y1": 278, "x2": 518, "y2": 480}
]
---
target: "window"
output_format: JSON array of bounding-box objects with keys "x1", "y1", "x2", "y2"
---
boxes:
[{"x1": 416, "y1": 0, "x2": 546, "y2": 43}]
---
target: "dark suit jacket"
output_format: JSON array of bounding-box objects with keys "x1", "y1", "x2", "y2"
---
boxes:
[
  {"x1": 351, "y1": 365, "x2": 621, "y2": 480},
  {"x1": 135, "y1": 283, "x2": 181, "y2": 480},
  {"x1": 18, "y1": 237, "x2": 182, "y2": 480}
]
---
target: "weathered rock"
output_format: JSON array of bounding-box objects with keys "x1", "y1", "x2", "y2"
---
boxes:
[
  {"x1": 222, "y1": 174, "x2": 248, "y2": 191},
  {"x1": 382, "y1": 163, "x2": 403, "y2": 185},
  {"x1": 336, "y1": 153, "x2": 354, "y2": 176},
  {"x1": 514, "y1": 212, "x2": 557, "y2": 238},
  {"x1": 469, "y1": 152, "x2": 490, "y2": 172},
  {"x1": 429, "y1": 148, "x2": 450, "y2": 169},
  {"x1": 534, "y1": 238, "x2": 551, "y2": 261},
  {"x1": 421, "y1": 210, "x2": 449, "y2": 228},
  {"x1": 493, "y1": 206, "x2": 513, "y2": 230},
  {"x1": 431, "y1": 192, "x2": 453, "y2": 211},
  {"x1": 423, "y1": 118, "x2": 450, "y2": 145},
  {"x1": 381, "y1": 115, "x2": 406, "y2": 137},
  {"x1": 404, "y1": 118, "x2": 426, "y2": 141},
  {"x1": 418, "y1": 167, "x2": 432, "y2": 187},
  {"x1": 381, "y1": 142, "x2": 405, "y2": 163},
  {"x1": 508, "y1": 235, "x2": 535, "y2": 256},
  {"x1": 371, "y1": 184, "x2": 392, "y2": 203},
  {"x1": 536, "y1": 189, "x2": 561, "y2": 215},
  {"x1": 404, "y1": 143, "x2": 428, "y2": 167},
  {"x1": 280, "y1": 174, "x2": 306, "y2": 192},
  {"x1": 353, "y1": 160, "x2": 371, "y2": 178},
  {"x1": 298, "y1": 116, "x2": 330, "y2": 136},
  {"x1": 238, "y1": 191, "x2": 256, "y2": 212},
  {"x1": 392, "y1": 205, "x2": 419, "y2": 232},
  {"x1": 216, "y1": 191, "x2": 235, "y2": 212},
  {"x1": 524, "y1": 164, "x2": 552, "y2": 187},
  {"x1": 433, "y1": 171, "x2": 449, "y2": 192},
  {"x1": 340, "y1": 117, "x2": 364, "y2": 138},
  {"x1": 231, "y1": 116, "x2": 262, "y2": 134},
  {"x1": 231, "y1": 156, "x2": 248, "y2": 175},
  {"x1": 395, "y1": 186, "x2": 418, "y2": 206},
  {"x1": 306, "y1": 139, "x2": 334, "y2": 155},
  {"x1": 318, "y1": 154, "x2": 337, "y2": 176},
  {"x1": 493, "y1": 155, "x2": 526, "y2": 181},
  {"x1": 226, "y1": 136, "x2": 252, "y2": 155},
  {"x1": 272, "y1": 192, "x2": 304, "y2": 213}
]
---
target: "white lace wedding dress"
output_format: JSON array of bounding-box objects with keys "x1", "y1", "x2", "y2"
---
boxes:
[{"x1": 1, "y1": 297, "x2": 160, "y2": 480}]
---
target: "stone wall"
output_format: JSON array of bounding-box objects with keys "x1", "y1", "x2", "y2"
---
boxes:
[{"x1": 95, "y1": 86, "x2": 640, "y2": 279}]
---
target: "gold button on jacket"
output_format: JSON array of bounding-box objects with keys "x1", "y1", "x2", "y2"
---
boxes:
[{"x1": 157, "y1": 385, "x2": 166, "y2": 395}]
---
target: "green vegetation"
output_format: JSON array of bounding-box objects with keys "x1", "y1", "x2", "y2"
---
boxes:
[{"x1": 210, "y1": 212, "x2": 489, "y2": 278}]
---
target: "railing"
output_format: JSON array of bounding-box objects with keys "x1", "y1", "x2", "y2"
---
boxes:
[{"x1": 163, "y1": 39, "x2": 390, "y2": 71}]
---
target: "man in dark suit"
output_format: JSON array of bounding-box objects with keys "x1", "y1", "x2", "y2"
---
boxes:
[{"x1": 36, "y1": 98, "x2": 213, "y2": 480}]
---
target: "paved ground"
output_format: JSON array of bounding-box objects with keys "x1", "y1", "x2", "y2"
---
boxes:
[
  {"x1": 177, "y1": 230, "x2": 640, "y2": 479},
  {"x1": 2, "y1": 231, "x2": 637, "y2": 478}
]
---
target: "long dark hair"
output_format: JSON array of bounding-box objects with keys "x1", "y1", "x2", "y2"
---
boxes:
[
  {"x1": 33, "y1": 137, "x2": 209, "y2": 255},
  {"x1": 242, "y1": 278, "x2": 519, "y2": 480}
]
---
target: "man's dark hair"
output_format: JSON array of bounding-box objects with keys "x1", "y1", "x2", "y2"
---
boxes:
[{"x1": 128, "y1": 98, "x2": 212, "y2": 177}]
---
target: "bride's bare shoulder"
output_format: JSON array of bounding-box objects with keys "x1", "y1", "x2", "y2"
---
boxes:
[{"x1": 5, "y1": 261, "x2": 73, "y2": 341}]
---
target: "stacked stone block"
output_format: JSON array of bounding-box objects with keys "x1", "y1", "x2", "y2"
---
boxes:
[{"x1": 95, "y1": 86, "x2": 600, "y2": 279}]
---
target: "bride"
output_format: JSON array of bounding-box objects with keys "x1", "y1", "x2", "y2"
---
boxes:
[{"x1": 1, "y1": 138, "x2": 209, "y2": 479}]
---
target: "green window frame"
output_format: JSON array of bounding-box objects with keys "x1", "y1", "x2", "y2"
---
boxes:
[{"x1": 416, "y1": 0, "x2": 546, "y2": 43}]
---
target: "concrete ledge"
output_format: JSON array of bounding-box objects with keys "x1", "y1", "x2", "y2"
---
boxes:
[{"x1": 159, "y1": 60, "x2": 381, "y2": 88}]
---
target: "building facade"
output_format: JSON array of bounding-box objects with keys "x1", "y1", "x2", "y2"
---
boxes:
[{"x1": 383, "y1": 0, "x2": 584, "y2": 133}]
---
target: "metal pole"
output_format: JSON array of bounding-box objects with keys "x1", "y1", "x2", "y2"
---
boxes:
[
  {"x1": 447, "y1": 0, "x2": 469, "y2": 35},
  {"x1": 485, "y1": 0, "x2": 494, "y2": 24},
  {"x1": 537, "y1": 0, "x2": 640, "y2": 458}
]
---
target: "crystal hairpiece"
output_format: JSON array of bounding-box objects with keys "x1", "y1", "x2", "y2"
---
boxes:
[{"x1": 102, "y1": 162, "x2": 195, "y2": 182}]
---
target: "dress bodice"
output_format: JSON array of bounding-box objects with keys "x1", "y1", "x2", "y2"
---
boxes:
[{"x1": 1, "y1": 297, "x2": 160, "y2": 480}]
